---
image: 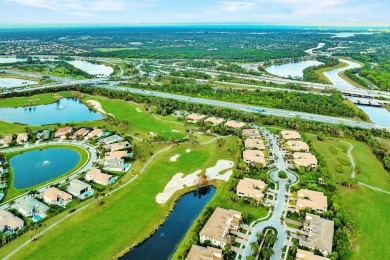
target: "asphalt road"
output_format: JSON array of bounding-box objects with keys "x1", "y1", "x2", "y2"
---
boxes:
[{"x1": 98, "y1": 85, "x2": 389, "y2": 131}]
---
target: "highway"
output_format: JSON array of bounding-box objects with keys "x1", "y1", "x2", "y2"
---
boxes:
[{"x1": 98, "y1": 85, "x2": 389, "y2": 130}]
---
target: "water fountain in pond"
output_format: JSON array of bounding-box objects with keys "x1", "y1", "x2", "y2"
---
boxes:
[{"x1": 42, "y1": 160, "x2": 50, "y2": 167}]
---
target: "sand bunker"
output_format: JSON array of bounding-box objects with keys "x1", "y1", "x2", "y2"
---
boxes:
[
  {"x1": 136, "y1": 108, "x2": 141, "y2": 112},
  {"x1": 86, "y1": 100, "x2": 114, "y2": 117},
  {"x1": 186, "y1": 149, "x2": 191, "y2": 153},
  {"x1": 156, "y1": 160, "x2": 234, "y2": 204},
  {"x1": 170, "y1": 154, "x2": 180, "y2": 162},
  {"x1": 172, "y1": 130, "x2": 180, "y2": 133}
]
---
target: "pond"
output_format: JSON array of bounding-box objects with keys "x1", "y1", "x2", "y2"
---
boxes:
[
  {"x1": 265, "y1": 60, "x2": 322, "y2": 78},
  {"x1": 323, "y1": 59, "x2": 361, "y2": 90},
  {"x1": 0, "y1": 98, "x2": 103, "y2": 125},
  {"x1": 123, "y1": 186, "x2": 216, "y2": 260},
  {"x1": 357, "y1": 106, "x2": 390, "y2": 127},
  {"x1": 0, "y1": 77, "x2": 37, "y2": 88},
  {"x1": 67, "y1": 60, "x2": 114, "y2": 77},
  {"x1": 10, "y1": 148, "x2": 80, "y2": 189}
]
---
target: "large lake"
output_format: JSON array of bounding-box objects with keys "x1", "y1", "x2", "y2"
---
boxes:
[
  {"x1": 123, "y1": 186, "x2": 216, "y2": 260},
  {"x1": 10, "y1": 148, "x2": 80, "y2": 189},
  {"x1": 67, "y1": 60, "x2": 114, "y2": 77},
  {"x1": 265, "y1": 60, "x2": 322, "y2": 78},
  {"x1": 0, "y1": 77, "x2": 37, "y2": 88},
  {"x1": 0, "y1": 98, "x2": 103, "y2": 125}
]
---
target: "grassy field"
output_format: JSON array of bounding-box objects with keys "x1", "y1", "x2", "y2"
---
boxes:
[
  {"x1": 4, "y1": 143, "x2": 90, "y2": 201},
  {"x1": 305, "y1": 135, "x2": 353, "y2": 183},
  {"x1": 0, "y1": 91, "x2": 73, "y2": 108},
  {"x1": 0, "y1": 73, "x2": 39, "y2": 82},
  {"x1": 307, "y1": 135, "x2": 390, "y2": 259},
  {"x1": 79, "y1": 94, "x2": 187, "y2": 140},
  {"x1": 337, "y1": 186, "x2": 390, "y2": 260},
  {"x1": 0, "y1": 136, "x2": 237, "y2": 259}
]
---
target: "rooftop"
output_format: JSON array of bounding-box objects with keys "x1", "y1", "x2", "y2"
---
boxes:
[
  {"x1": 243, "y1": 150, "x2": 266, "y2": 165},
  {"x1": 187, "y1": 113, "x2": 206, "y2": 122},
  {"x1": 244, "y1": 139, "x2": 265, "y2": 150},
  {"x1": 236, "y1": 178, "x2": 267, "y2": 201},
  {"x1": 204, "y1": 117, "x2": 225, "y2": 126},
  {"x1": 40, "y1": 187, "x2": 72, "y2": 202},
  {"x1": 242, "y1": 129, "x2": 261, "y2": 138},
  {"x1": 224, "y1": 120, "x2": 246, "y2": 129},
  {"x1": 296, "y1": 189, "x2": 328, "y2": 212},
  {"x1": 296, "y1": 249, "x2": 330, "y2": 260},
  {"x1": 293, "y1": 152, "x2": 318, "y2": 167},
  {"x1": 0, "y1": 210, "x2": 24, "y2": 230},
  {"x1": 300, "y1": 213, "x2": 334, "y2": 254},
  {"x1": 286, "y1": 140, "x2": 310, "y2": 152},
  {"x1": 281, "y1": 130, "x2": 301, "y2": 140},
  {"x1": 186, "y1": 245, "x2": 223, "y2": 260},
  {"x1": 199, "y1": 207, "x2": 241, "y2": 244}
]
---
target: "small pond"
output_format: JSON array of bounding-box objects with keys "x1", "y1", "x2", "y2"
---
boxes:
[
  {"x1": 0, "y1": 78, "x2": 37, "y2": 88},
  {"x1": 123, "y1": 186, "x2": 216, "y2": 260},
  {"x1": 0, "y1": 98, "x2": 103, "y2": 126},
  {"x1": 10, "y1": 148, "x2": 80, "y2": 189},
  {"x1": 265, "y1": 60, "x2": 322, "y2": 78},
  {"x1": 67, "y1": 60, "x2": 114, "y2": 77}
]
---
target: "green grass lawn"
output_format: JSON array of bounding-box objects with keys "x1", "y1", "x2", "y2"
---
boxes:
[
  {"x1": 305, "y1": 135, "x2": 352, "y2": 183},
  {"x1": 3, "y1": 143, "x2": 90, "y2": 201},
  {"x1": 349, "y1": 140, "x2": 390, "y2": 191},
  {"x1": 307, "y1": 135, "x2": 390, "y2": 259},
  {"x1": 80, "y1": 95, "x2": 187, "y2": 140},
  {"x1": 337, "y1": 186, "x2": 390, "y2": 260},
  {"x1": 0, "y1": 91, "x2": 73, "y2": 108},
  {"x1": 0, "y1": 136, "x2": 237, "y2": 259}
]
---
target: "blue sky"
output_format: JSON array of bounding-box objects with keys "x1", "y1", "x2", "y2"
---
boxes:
[{"x1": 1, "y1": 0, "x2": 389, "y2": 25}]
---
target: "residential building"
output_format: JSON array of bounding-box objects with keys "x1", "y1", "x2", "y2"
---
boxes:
[
  {"x1": 186, "y1": 245, "x2": 223, "y2": 260},
  {"x1": 100, "y1": 158, "x2": 126, "y2": 172},
  {"x1": 199, "y1": 207, "x2": 242, "y2": 248},
  {"x1": 236, "y1": 178, "x2": 267, "y2": 202},
  {"x1": 85, "y1": 128, "x2": 104, "y2": 140},
  {"x1": 67, "y1": 179, "x2": 92, "y2": 197},
  {"x1": 55, "y1": 127, "x2": 72, "y2": 138},
  {"x1": 296, "y1": 249, "x2": 330, "y2": 260},
  {"x1": 105, "y1": 150, "x2": 129, "y2": 160},
  {"x1": 204, "y1": 117, "x2": 225, "y2": 126},
  {"x1": 39, "y1": 187, "x2": 72, "y2": 206},
  {"x1": 85, "y1": 168, "x2": 113, "y2": 186},
  {"x1": 99, "y1": 134, "x2": 123, "y2": 145},
  {"x1": 15, "y1": 197, "x2": 49, "y2": 218},
  {"x1": 16, "y1": 133, "x2": 28, "y2": 145},
  {"x1": 245, "y1": 139, "x2": 266, "y2": 150},
  {"x1": 295, "y1": 189, "x2": 328, "y2": 213},
  {"x1": 299, "y1": 213, "x2": 334, "y2": 256},
  {"x1": 242, "y1": 129, "x2": 261, "y2": 138},
  {"x1": 0, "y1": 210, "x2": 24, "y2": 232},
  {"x1": 243, "y1": 150, "x2": 266, "y2": 166},
  {"x1": 103, "y1": 141, "x2": 132, "y2": 152},
  {"x1": 36, "y1": 130, "x2": 51, "y2": 141},
  {"x1": 186, "y1": 113, "x2": 206, "y2": 123},
  {"x1": 293, "y1": 153, "x2": 318, "y2": 168},
  {"x1": 72, "y1": 128, "x2": 90, "y2": 139},
  {"x1": 281, "y1": 130, "x2": 301, "y2": 140},
  {"x1": 0, "y1": 135, "x2": 13, "y2": 147},
  {"x1": 286, "y1": 140, "x2": 310, "y2": 152},
  {"x1": 224, "y1": 120, "x2": 246, "y2": 129}
]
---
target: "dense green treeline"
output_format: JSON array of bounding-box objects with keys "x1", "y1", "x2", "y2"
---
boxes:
[
  {"x1": 302, "y1": 57, "x2": 339, "y2": 83},
  {"x1": 344, "y1": 68, "x2": 368, "y2": 88},
  {"x1": 169, "y1": 70, "x2": 211, "y2": 80},
  {"x1": 126, "y1": 82, "x2": 358, "y2": 118},
  {"x1": 50, "y1": 61, "x2": 93, "y2": 79}
]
